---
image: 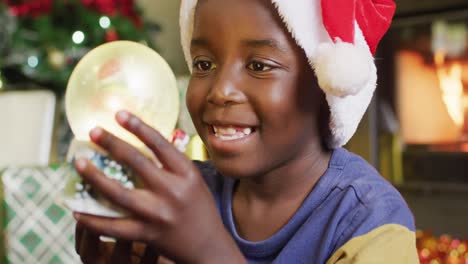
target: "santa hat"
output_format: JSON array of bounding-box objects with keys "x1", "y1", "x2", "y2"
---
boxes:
[{"x1": 179, "y1": 0, "x2": 396, "y2": 148}]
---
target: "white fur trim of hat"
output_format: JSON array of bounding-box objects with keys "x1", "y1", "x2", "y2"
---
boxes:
[{"x1": 179, "y1": 0, "x2": 396, "y2": 148}]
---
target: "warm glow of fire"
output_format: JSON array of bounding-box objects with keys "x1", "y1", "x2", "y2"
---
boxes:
[{"x1": 434, "y1": 50, "x2": 465, "y2": 127}]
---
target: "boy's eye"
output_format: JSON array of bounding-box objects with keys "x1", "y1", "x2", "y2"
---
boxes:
[
  {"x1": 193, "y1": 60, "x2": 216, "y2": 72},
  {"x1": 247, "y1": 61, "x2": 273, "y2": 72}
]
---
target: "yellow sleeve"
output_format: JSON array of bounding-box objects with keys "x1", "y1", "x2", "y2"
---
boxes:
[{"x1": 326, "y1": 224, "x2": 419, "y2": 264}]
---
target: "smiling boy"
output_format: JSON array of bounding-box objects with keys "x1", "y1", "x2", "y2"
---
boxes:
[{"x1": 74, "y1": 0, "x2": 419, "y2": 263}]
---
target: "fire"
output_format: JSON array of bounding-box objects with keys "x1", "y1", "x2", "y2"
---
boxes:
[{"x1": 434, "y1": 50, "x2": 465, "y2": 127}]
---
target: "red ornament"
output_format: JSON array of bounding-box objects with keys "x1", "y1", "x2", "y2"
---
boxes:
[
  {"x1": 105, "y1": 28, "x2": 119, "y2": 42},
  {"x1": 171, "y1": 129, "x2": 190, "y2": 153}
]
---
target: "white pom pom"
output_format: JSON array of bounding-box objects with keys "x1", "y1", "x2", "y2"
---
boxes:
[{"x1": 314, "y1": 40, "x2": 374, "y2": 97}]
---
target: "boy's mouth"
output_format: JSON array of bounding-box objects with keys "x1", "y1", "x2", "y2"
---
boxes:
[{"x1": 212, "y1": 125, "x2": 256, "y2": 141}]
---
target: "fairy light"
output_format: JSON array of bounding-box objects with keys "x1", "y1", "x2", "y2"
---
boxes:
[
  {"x1": 72, "y1": 31, "x2": 85, "y2": 44},
  {"x1": 99, "y1": 16, "x2": 111, "y2": 29},
  {"x1": 27, "y1": 56, "x2": 39, "y2": 68}
]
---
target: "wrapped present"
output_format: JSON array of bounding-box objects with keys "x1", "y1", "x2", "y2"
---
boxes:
[
  {"x1": 0, "y1": 90, "x2": 56, "y2": 167},
  {"x1": 0, "y1": 166, "x2": 80, "y2": 263}
]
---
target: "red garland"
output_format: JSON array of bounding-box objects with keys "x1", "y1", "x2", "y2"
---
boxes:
[
  {"x1": 3, "y1": 0, "x2": 142, "y2": 27},
  {"x1": 80, "y1": 0, "x2": 143, "y2": 27},
  {"x1": 4, "y1": 0, "x2": 53, "y2": 17},
  {"x1": 119, "y1": 0, "x2": 142, "y2": 27},
  {"x1": 81, "y1": 0, "x2": 118, "y2": 16}
]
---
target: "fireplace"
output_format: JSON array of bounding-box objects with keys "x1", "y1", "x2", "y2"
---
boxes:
[
  {"x1": 373, "y1": 1, "x2": 468, "y2": 184},
  {"x1": 369, "y1": 1, "x2": 468, "y2": 238}
]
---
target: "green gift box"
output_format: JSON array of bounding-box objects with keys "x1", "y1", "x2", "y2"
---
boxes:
[{"x1": 1, "y1": 166, "x2": 80, "y2": 263}]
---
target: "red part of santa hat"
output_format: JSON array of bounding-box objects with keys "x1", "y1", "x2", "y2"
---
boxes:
[
  {"x1": 322, "y1": 0, "x2": 396, "y2": 55},
  {"x1": 313, "y1": 0, "x2": 396, "y2": 99}
]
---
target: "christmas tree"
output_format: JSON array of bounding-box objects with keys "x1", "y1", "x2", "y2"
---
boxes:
[{"x1": 0, "y1": 0, "x2": 159, "y2": 94}]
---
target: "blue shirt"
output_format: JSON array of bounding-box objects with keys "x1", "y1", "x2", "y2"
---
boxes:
[{"x1": 195, "y1": 148, "x2": 418, "y2": 263}]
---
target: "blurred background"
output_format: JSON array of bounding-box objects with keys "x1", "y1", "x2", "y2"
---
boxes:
[{"x1": 0, "y1": 0, "x2": 468, "y2": 263}]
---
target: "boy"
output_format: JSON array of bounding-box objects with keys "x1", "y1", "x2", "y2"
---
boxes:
[{"x1": 74, "y1": 0, "x2": 419, "y2": 263}]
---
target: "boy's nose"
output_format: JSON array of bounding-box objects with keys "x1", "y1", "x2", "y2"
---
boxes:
[{"x1": 206, "y1": 71, "x2": 247, "y2": 107}]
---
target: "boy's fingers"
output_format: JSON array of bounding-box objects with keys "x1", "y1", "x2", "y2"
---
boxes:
[
  {"x1": 115, "y1": 111, "x2": 193, "y2": 175},
  {"x1": 75, "y1": 214, "x2": 158, "y2": 243},
  {"x1": 75, "y1": 221, "x2": 84, "y2": 253},
  {"x1": 79, "y1": 229, "x2": 100, "y2": 263},
  {"x1": 88, "y1": 127, "x2": 172, "y2": 191},
  {"x1": 74, "y1": 159, "x2": 162, "y2": 219},
  {"x1": 141, "y1": 245, "x2": 160, "y2": 264},
  {"x1": 111, "y1": 240, "x2": 132, "y2": 264}
]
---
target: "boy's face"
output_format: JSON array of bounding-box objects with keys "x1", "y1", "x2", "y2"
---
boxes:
[{"x1": 187, "y1": 0, "x2": 325, "y2": 178}]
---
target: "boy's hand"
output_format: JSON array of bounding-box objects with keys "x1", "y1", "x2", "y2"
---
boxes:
[
  {"x1": 73, "y1": 111, "x2": 244, "y2": 263},
  {"x1": 75, "y1": 221, "x2": 161, "y2": 264}
]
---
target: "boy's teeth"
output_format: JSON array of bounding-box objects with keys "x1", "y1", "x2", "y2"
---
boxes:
[
  {"x1": 212, "y1": 125, "x2": 254, "y2": 140},
  {"x1": 218, "y1": 127, "x2": 236, "y2": 134},
  {"x1": 218, "y1": 134, "x2": 243, "y2": 140}
]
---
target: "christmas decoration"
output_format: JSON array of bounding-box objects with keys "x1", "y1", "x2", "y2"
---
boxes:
[
  {"x1": 417, "y1": 230, "x2": 468, "y2": 264},
  {"x1": 63, "y1": 41, "x2": 180, "y2": 217},
  {"x1": 0, "y1": 0, "x2": 159, "y2": 94},
  {"x1": 180, "y1": 0, "x2": 396, "y2": 148},
  {"x1": 46, "y1": 48, "x2": 65, "y2": 69}
]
